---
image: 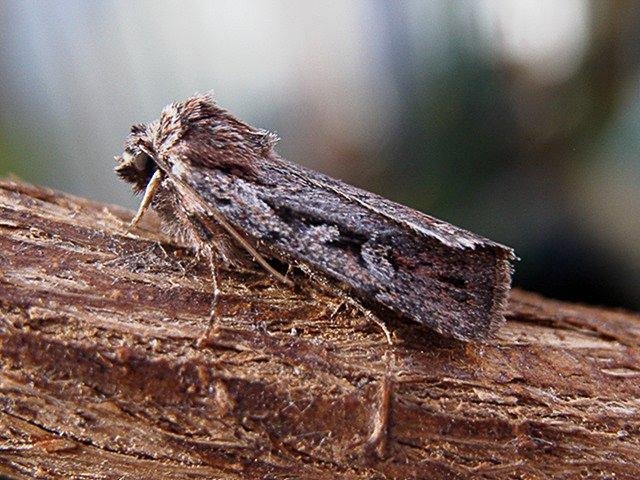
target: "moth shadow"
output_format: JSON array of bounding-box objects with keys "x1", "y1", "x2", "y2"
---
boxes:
[{"x1": 358, "y1": 304, "x2": 467, "y2": 352}]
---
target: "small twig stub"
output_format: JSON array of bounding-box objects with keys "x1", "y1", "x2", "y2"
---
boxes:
[{"x1": 115, "y1": 93, "x2": 514, "y2": 341}]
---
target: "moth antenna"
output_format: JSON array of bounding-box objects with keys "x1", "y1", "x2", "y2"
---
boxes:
[{"x1": 128, "y1": 169, "x2": 163, "y2": 230}]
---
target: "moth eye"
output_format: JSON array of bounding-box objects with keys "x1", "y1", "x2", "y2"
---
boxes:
[
  {"x1": 132, "y1": 152, "x2": 152, "y2": 171},
  {"x1": 121, "y1": 150, "x2": 154, "y2": 172}
]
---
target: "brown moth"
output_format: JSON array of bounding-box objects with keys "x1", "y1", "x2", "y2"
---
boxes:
[{"x1": 115, "y1": 93, "x2": 514, "y2": 341}]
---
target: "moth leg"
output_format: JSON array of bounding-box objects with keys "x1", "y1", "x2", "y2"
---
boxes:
[
  {"x1": 347, "y1": 298, "x2": 393, "y2": 345},
  {"x1": 329, "y1": 300, "x2": 346, "y2": 320},
  {"x1": 284, "y1": 263, "x2": 294, "y2": 280},
  {"x1": 203, "y1": 250, "x2": 222, "y2": 338},
  {"x1": 128, "y1": 169, "x2": 163, "y2": 230},
  {"x1": 367, "y1": 311, "x2": 393, "y2": 346}
]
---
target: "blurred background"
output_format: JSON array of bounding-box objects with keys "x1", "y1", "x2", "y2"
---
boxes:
[{"x1": 1, "y1": 0, "x2": 639, "y2": 310}]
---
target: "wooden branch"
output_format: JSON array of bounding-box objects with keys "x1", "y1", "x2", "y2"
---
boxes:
[{"x1": 0, "y1": 179, "x2": 639, "y2": 479}]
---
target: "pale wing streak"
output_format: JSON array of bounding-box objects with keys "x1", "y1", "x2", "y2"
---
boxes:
[{"x1": 290, "y1": 169, "x2": 487, "y2": 250}]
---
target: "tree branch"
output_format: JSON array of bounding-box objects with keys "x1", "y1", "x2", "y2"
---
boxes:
[{"x1": 0, "y1": 180, "x2": 638, "y2": 479}]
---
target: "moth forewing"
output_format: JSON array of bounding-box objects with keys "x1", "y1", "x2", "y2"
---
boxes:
[{"x1": 173, "y1": 153, "x2": 513, "y2": 341}]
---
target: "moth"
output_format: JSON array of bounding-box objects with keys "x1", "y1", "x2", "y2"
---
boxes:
[{"x1": 115, "y1": 93, "x2": 514, "y2": 341}]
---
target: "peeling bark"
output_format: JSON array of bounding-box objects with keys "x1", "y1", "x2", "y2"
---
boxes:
[{"x1": 0, "y1": 180, "x2": 638, "y2": 479}]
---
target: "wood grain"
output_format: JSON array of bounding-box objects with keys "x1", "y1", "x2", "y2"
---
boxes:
[{"x1": 0, "y1": 180, "x2": 638, "y2": 479}]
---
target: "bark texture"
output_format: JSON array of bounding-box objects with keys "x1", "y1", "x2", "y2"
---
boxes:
[{"x1": 0, "y1": 179, "x2": 638, "y2": 480}]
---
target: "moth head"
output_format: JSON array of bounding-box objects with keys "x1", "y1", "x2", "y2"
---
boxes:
[{"x1": 115, "y1": 123, "x2": 158, "y2": 193}]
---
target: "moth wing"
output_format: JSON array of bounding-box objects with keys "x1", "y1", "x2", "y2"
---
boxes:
[{"x1": 168, "y1": 155, "x2": 512, "y2": 341}]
